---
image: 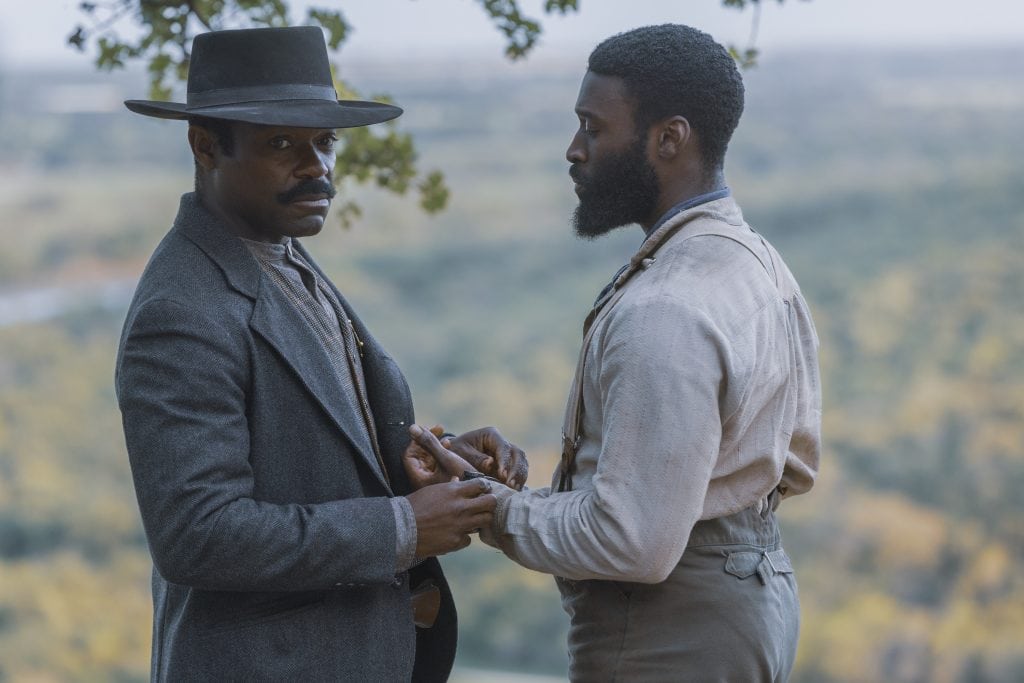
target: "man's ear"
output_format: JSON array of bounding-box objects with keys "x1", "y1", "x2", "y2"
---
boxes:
[
  {"x1": 188, "y1": 125, "x2": 218, "y2": 172},
  {"x1": 654, "y1": 116, "x2": 692, "y2": 160}
]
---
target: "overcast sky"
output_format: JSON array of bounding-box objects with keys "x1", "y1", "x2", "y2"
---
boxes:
[{"x1": 2, "y1": 0, "x2": 1022, "y2": 69}]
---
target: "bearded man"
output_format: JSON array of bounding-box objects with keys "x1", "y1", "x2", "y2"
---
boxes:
[{"x1": 410, "y1": 24, "x2": 822, "y2": 682}]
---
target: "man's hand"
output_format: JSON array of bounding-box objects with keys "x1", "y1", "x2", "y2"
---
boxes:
[
  {"x1": 405, "y1": 478, "x2": 496, "y2": 558},
  {"x1": 448, "y1": 427, "x2": 528, "y2": 490},
  {"x1": 403, "y1": 424, "x2": 476, "y2": 489}
]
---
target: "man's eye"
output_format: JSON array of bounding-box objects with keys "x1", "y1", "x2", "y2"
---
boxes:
[
  {"x1": 318, "y1": 135, "x2": 338, "y2": 149},
  {"x1": 270, "y1": 138, "x2": 292, "y2": 150}
]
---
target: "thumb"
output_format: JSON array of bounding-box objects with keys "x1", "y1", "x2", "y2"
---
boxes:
[{"x1": 433, "y1": 445, "x2": 475, "y2": 479}]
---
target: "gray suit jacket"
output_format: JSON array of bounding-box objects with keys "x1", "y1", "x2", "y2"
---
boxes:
[{"x1": 115, "y1": 193, "x2": 455, "y2": 682}]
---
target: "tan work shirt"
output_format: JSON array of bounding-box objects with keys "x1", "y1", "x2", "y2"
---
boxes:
[{"x1": 484, "y1": 197, "x2": 821, "y2": 582}]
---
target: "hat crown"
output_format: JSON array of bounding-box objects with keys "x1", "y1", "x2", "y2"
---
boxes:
[
  {"x1": 123, "y1": 25, "x2": 402, "y2": 128},
  {"x1": 188, "y1": 26, "x2": 333, "y2": 95}
]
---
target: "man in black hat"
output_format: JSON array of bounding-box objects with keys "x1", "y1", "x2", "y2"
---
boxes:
[{"x1": 115, "y1": 26, "x2": 524, "y2": 682}]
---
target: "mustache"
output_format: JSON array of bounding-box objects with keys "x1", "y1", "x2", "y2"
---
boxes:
[
  {"x1": 569, "y1": 165, "x2": 584, "y2": 183},
  {"x1": 276, "y1": 179, "x2": 337, "y2": 205}
]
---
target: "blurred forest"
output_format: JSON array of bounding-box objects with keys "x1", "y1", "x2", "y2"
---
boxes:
[{"x1": 1, "y1": 45, "x2": 1023, "y2": 681}]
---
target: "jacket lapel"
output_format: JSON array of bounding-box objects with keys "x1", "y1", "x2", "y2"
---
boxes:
[
  {"x1": 173, "y1": 193, "x2": 391, "y2": 490},
  {"x1": 249, "y1": 283, "x2": 390, "y2": 490}
]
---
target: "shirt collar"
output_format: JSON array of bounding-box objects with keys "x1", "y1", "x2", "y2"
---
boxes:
[
  {"x1": 241, "y1": 236, "x2": 291, "y2": 262},
  {"x1": 642, "y1": 187, "x2": 731, "y2": 245}
]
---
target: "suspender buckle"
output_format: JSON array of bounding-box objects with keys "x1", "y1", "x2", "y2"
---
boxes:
[{"x1": 558, "y1": 431, "x2": 580, "y2": 492}]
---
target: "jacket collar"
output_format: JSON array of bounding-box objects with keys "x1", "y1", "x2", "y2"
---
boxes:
[{"x1": 172, "y1": 192, "x2": 262, "y2": 300}]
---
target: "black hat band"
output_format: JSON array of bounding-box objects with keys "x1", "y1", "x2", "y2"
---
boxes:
[{"x1": 187, "y1": 84, "x2": 338, "y2": 108}]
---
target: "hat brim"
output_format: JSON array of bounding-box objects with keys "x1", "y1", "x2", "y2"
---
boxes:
[{"x1": 124, "y1": 98, "x2": 402, "y2": 128}]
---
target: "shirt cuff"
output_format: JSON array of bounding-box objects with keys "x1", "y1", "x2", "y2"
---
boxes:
[
  {"x1": 479, "y1": 484, "x2": 516, "y2": 548},
  {"x1": 391, "y1": 496, "x2": 418, "y2": 572}
]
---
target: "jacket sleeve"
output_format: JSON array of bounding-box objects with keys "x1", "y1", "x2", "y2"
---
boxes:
[
  {"x1": 484, "y1": 294, "x2": 728, "y2": 583},
  {"x1": 116, "y1": 297, "x2": 400, "y2": 591}
]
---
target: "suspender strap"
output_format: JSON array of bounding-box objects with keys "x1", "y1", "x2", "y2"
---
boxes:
[
  {"x1": 557, "y1": 222, "x2": 779, "y2": 492},
  {"x1": 558, "y1": 282, "x2": 630, "y2": 491}
]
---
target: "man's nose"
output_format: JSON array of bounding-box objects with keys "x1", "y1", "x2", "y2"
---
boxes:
[
  {"x1": 296, "y1": 145, "x2": 332, "y2": 178},
  {"x1": 566, "y1": 130, "x2": 586, "y2": 164}
]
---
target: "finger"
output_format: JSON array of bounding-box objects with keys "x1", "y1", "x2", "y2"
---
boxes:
[
  {"x1": 434, "y1": 447, "x2": 475, "y2": 479},
  {"x1": 410, "y1": 423, "x2": 448, "y2": 455},
  {"x1": 463, "y1": 490, "x2": 498, "y2": 511},
  {"x1": 466, "y1": 509, "x2": 495, "y2": 527},
  {"x1": 493, "y1": 439, "x2": 514, "y2": 481},
  {"x1": 454, "y1": 478, "x2": 492, "y2": 499},
  {"x1": 429, "y1": 424, "x2": 446, "y2": 437},
  {"x1": 505, "y1": 458, "x2": 519, "y2": 489},
  {"x1": 449, "y1": 441, "x2": 493, "y2": 473},
  {"x1": 410, "y1": 426, "x2": 476, "y2": 479},
  {"x1": 409, "y1": 425, "x2": 456, "y2": 474},
  {"x1": 464, "y1": 514, "x2": 493, "y2": 534},
  {"x1": 509, "y1": 447, "x2": 528, "y2": 489},
  {"x1": 475, "y1": 428, "x2": 513, "y2": 480}
]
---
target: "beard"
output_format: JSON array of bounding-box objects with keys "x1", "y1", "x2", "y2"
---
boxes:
[{"x1": 571, "y1": 136, "x2": 660, "y2": 239}]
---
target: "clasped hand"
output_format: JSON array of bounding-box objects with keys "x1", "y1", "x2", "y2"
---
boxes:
[
  {"x1": 403, "y1": 424, "x2": 528, "y2": 491},
  {"x1": 403, "y1": 424, "x2": 526, "y2": 558}
]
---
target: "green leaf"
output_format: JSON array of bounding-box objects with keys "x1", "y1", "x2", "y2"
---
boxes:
[
  {"x1": 307, "y1": 8, "x2": 350, "y2": 50},
  {"x1": 476, "y1": 0, "x2": 543, "y2": 61},
  {"x1": 333, "y1": 200, "x2": 363, "y2": 230},
  {"x1": 543, "y1": 0, "x2": 578, "y2": 15},
  {"x1": 418, "y1": 171, "x2": 450, "y2": 214}
]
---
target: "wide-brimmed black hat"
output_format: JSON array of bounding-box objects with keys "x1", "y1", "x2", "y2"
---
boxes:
[{"x1": 124, "y1": 26, "x2": 401, "y2": 128}]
